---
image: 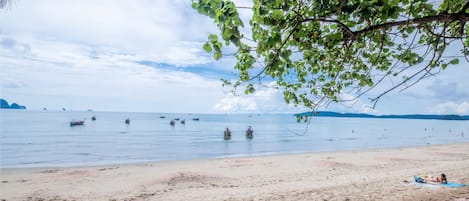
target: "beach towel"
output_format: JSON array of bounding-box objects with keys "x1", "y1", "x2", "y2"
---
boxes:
[
  {"x1": 441, "y1": 182, "x2": 467, "y2": 188},
  {"x1": 410, "y1": 177, "x2": 467, "y2": 188},
  {"x1": 411, "y1": 182, "x2": 467, "y2": 188}
]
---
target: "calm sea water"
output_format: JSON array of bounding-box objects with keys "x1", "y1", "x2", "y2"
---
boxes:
[{"x1": 1, "y1": 110, "x2": 468, "y2": 168}]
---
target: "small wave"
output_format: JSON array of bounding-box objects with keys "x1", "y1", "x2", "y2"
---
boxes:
[
  {"x1": 21, "y1": 159, "x2": 62, "y2": 165},
  {"x1": 72, "y1": 153, "x2": 91, "y2": 156},
  {"x1": 340, "y1": 137, "x2": 360, "y2": 141},
  {"x1": 216, "y1": 151, "x2": 280, "y2": 159}
]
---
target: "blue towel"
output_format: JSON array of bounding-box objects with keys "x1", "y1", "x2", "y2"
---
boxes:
[
  {"x1": 411, "y1": 181, "x2": 467, "y2": 188},
  {"x1": 441, "y1": 182, "x2": 467, "y2": 188}
]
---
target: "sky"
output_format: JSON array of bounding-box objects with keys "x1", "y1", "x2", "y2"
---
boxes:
[{"x1": 0, "y1": 0, "x2": 468, "y2": 114}]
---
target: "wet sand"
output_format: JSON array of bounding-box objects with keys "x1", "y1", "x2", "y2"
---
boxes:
[{"x1": 1, "y1": 142, "x2": 468, "y2": 200}]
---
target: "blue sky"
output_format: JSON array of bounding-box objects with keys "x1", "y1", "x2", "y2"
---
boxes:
[{"x1": 0, "y1": 0, "x2": 468, "y2": 114}]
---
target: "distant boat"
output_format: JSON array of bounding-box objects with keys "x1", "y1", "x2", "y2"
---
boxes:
[
  {"x1": 181, "y1": 119, "x2": 185, "y2": 124},
  {"x1": 160, "y1": 116, "x2": 166, "y2": 119},
  {"x1": 174, "y1": 118, "x2": 180, "y2": 121},
  {"x1": 170, "y1": 120, "x2": 175, "y2": 126},
  {"x1": 125, "y1": 118, "x2": 130, "y2": 124},
  {"x1": 224, "y1": 128, "x2": 231, "y2": 140},
  {"x1": 192, "y1": 118, "x2": 200, "y2": 121},
  {"x1": 91, "y1": 116, "x2": 96, "y2": 121},
  {"x1": 70, "y1": 120, "x2": 85, "y2": 127},
  {"x1": 246, "y1": 126, "x2": 254, "y2": 139}
]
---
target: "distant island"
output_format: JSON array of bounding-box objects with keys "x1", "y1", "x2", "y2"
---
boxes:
[
  {"x1": 0, "y1": 98, "x2": 27, "y2": 109},
  {"x1": 296, "y1": 111, "x2": 469, "y2": 121}
]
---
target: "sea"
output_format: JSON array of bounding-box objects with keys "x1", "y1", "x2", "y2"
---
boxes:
[{"x1": 1, "y1": 110, "x2": 468, "y2": 168}]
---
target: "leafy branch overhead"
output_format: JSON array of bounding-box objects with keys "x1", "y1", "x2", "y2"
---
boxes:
[{"x1": 193, "y1": 0, "x2": 469, "y2": 113}]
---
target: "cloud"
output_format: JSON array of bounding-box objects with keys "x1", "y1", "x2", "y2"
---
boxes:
[
  {"x1": 0, "y1": 37, "x2": 31, "y2": 53},
  {"x1": 0, "y1": 0, "x2": 218, "y2": 67},
  {"x1": 213, "y1": 94, "x2": 258, "y2": 112},
  {"x1": 0, "y1": 37, "x2": 15, "y2": 47},
  {"x1": 428, "y1": 80, "x2": 469, "y2": 101},
  {"x1": 0, "y1": 0, "x2": 234, "y2": 112},
  {"x1": 431, "y1": 102, "x2": 469, "y2": 114},
  {"x1": 212, "y1": 82, "x2": 308, "y2": 113},
  {"x1": 0, "y1": 33, "x2": 225, "y2": 112},
  {"x1": 0, "y1": 80, "x2": 27, "y2": 89}
]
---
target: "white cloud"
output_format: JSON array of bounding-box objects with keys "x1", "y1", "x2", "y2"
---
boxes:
[
  {"x1": 0, "y1": 0, "x2": 232, "y2": 112},
  {"x1": 213, "y1": 94, "x2": 258, "y2": 112},
  {"x1": 212, "y1": 82, "x2": 307, "y2": 113},
  {"x1": 0, "y1": 33, "x2": 224, "y2": 112},
  {"x1": 430, "y1": 102, "x2": 469, "y2": 114},
  {"x1": 0, "y1": 0, "x2": 218, "y2": 67}
]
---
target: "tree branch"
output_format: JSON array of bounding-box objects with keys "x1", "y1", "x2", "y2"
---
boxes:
[
  {"x1": 236, "y1": 6, "x2": 252, "y2": 10},
  {"x1": 300, "y1": 17, "x2": 354, "y2": 37},
  {"x1": 423, "y1": 24, "x2": 467, "y2": 39},
  {"x1": 355, "y1": 13, "x2": 469, "y2": 36}
]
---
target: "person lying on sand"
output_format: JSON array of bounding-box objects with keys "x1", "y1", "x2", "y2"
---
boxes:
[{"x1": 414, "y1": 173, "x2": 447, "y2": 184}]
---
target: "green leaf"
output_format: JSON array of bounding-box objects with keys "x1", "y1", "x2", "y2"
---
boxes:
[
  {"x1": 271, "y1": 10, "x2": 283, "y2": 21},
  {"x1": 214, "y1": 51, "x2": 222, "y2": 60},
  {"x1": 245, "y1": 83, "x2": 256, "y2": 94},
  {"x1": 203, "y1": 42, "x2": 212, "y2": 53},
  {"x1": 439, "y1": 1, "x2": 448, "y2": 12},
  {"x1": 449, "y1": 58, "x2": 459, "y2": 65},
  {"x1": 208, "y1": 34, "x2": 218, "y2": 43},
  {"x1": 442, "y1": 63, "x2": 448, "y2": 69}
]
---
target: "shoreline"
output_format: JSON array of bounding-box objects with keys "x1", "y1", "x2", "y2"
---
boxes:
[
  {"x1": 2, "y1": 142, "x2": 469, "y2": 200},
  {"x1": 3, "y1": 141, "x2": 468, "y2": 170}
]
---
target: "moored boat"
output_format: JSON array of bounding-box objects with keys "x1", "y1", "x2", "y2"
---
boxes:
[
  {"x1": 246, "y1": 126, "x2": 254, "y2": 139},
  {"x1": 224, "y1": 128, "x2": 231, "y2": 140},
  {"x1": 70, "y1": 120, "x2": 85, "y2": 127}
]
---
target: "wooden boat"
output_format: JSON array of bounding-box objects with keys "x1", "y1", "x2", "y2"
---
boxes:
[
  {"x1": 224, "y1": 128, "x2": 231, "y2": 140},
  {"x1": 125, "y1": 118, "x2": 130, "y2": 124},
  {"x1": 181, "y1": 119, "x2": 185, "y2": 124},
  {"x1": 160, "y1": 116, "x2": 166, "y2": 119},
  {"x1": 70, "y1": 120, "x2": 85, "y2": 127},
  {"x1": 170, "y1": 120, "x2": 175, "y2": 126},
  {"x1": 192, "y1": 118, "x2": 200, "y2": 121},
  {"x1": 246, "y1": 126, "x2": 254, "y2": 139},
  {"x1": 91, "y1": 116, "x2": 96, "y2": 121}
]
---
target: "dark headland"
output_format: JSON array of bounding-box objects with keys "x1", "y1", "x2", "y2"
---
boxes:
[
  {"x1": 296, "y1": 111, "x2": 469, "y2": 120},
  {"x1": 0, "y1": 98, "x2": 27, "y2": 109}
]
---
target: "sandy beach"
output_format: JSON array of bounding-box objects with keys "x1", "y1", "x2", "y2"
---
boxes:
[{"x1": 1, "y1": 143, "x2": 468, "y2": 201}]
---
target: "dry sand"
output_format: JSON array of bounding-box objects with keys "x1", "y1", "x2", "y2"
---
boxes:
[{"x1": 1, "y1": 143, "x2": 468, "y2": 201}]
